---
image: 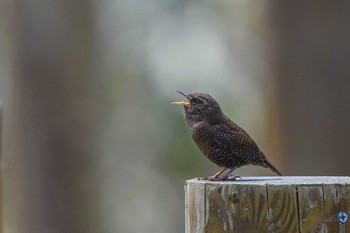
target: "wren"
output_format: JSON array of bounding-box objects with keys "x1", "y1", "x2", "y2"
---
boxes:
[{"x1": 173, "y1": 91, "x2": 282, "y2": 181}]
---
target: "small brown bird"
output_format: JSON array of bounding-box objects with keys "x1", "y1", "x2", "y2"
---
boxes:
[{"x1": 172, "y1": 91, "x2": 282, "y2": 181}]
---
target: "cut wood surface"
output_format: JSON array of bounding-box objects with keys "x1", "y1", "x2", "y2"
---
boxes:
[{"x1": 185, "y1": 177, "x2": 350, "y2": 233}]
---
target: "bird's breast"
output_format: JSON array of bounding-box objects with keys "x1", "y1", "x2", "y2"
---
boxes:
[
  {"x1": 190, "y1": 123, "x2": 214, "y2": 149},
  {"x1": 190, "y1": 123, "x2": 235, "y2": 167}
]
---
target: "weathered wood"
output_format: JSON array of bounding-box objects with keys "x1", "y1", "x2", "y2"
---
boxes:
[
  {"x1": 185, "y1": 181, "x2": 206, "y2": 233},
  {"x1": 323, "y1": 184, "x2": 350, "y2": 233},
  {"x1": 205, "y1": 183, "x2": 269, "y2": 233},
  {"x1": 185, "y1": 177, "x2": 350, "y2": 233},
  {"x1": 267, "y1": 184, "x2": 299, "y2": 233},
  {"x1": 298, "y1": 185, "x2": 324, "y2": 232},
  {"x1": 0, "y1": 105, "x2": 2, "y2": 233}
]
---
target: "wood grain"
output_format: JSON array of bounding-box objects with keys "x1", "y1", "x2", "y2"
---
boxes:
[
  {"x1": 185, "y1": 177, "x2": 350, "y2": 233},
  {"x1": 205, "y1": 183, "x2": 269, "y2": 233},
  {"x1": 297, "y1": 185, "x2": 325, "y2": 233},
  {"x1": 323, "y1": 184, "x2": 350, "y2": 233},
  {"x1": 185, "y1": 181, "x2": 206, "y2": 233},
  {"x1": 267, "y1": 185, "x2": 299, "y2": 233}
]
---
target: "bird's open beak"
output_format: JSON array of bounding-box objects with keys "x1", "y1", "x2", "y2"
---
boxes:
[
  {"x1": 172, "y1": 101, "x2": 190, "y2": 107},
  {"x1": 171, "y1": 90, "x2": 190, "y2": 107}
]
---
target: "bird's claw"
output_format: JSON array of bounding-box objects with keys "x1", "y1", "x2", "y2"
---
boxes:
[
  {"x1": 196, "y1": 176, "x2": 242, "y2": 181},
  {"x1": 224, "y1": 175, "x2": 242, "y2": 181},
  {"x1": 195, "y1": 176, "x2": 222, "y2": 181},
  {"x1": 208, "y1": 176, "x2": 224, "y2": 181}
]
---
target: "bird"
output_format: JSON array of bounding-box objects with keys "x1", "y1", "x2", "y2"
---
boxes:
[{"x1": 172, "y1": 91, "x2": 282, "y2": 181}]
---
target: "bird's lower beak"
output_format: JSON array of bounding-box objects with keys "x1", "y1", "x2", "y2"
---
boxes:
[
  {"x1": 171, "y1": 101, "x2": 190, "y2": 107},
  {"x1": 172, "y1": 90, "x2": 190, "y2": 107}
]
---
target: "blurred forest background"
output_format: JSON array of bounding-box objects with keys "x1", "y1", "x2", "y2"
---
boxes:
[{"x1": 1, "y1": 1, "x2": 350, "y2": 233}]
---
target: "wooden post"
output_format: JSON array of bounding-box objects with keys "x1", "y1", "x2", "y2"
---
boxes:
[
  {"x1": 185, "y1": 177, "x2": 350, "y2": 233},
  {"x1": 0, "y1": 105, "x2": 2, "y2": 233}
]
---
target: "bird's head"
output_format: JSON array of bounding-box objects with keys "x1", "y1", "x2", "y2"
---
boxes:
[{"x1": 172, "y1": 91, "x2": 223, "y2": 124}]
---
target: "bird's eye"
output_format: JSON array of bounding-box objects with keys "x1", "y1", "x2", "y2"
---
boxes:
[{"x1": 191, "y1": 98, "x2": 198, "y2": 104}]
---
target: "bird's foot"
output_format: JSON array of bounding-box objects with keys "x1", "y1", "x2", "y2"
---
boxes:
[
  {"x1": 196, "y1": 175, "x2": 242, "y2": 181},
  {"x1": 195, "y1": 177, "x2": 208, "y2": 180},
  {"x1": 195, "y1": 176, "x2": 222, "y2": 181},
  {"x1": 208, "y1": 176, "x2": 225, "y2": 181},
  {"x1": 222, "y1": 175, "x2": 242, "y2": 181}
]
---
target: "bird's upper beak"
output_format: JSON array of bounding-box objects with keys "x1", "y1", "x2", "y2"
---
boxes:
[
  {"x1": 171, "y1": 90, "x2": 190, "y2": 107},
  {"x1": 172, "y1": 101, "x2": 190, "y2": 107}
]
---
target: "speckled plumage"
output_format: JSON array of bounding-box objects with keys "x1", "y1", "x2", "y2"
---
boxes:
[{"x1": 173, "y1": 91, "x2": 282, "y2": 180}]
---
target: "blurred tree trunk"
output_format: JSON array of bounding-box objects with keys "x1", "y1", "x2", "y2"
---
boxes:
[
  {"x1": 9, "y1": 1, "x2": 107, "y2": 232},
  {"x1": 267, "y1": 2, "x2": 350, "y2": 175}
]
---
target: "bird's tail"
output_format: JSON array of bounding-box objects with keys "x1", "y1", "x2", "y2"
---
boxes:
[{"x1": 265, "y1": 159, "x2": 282, "y2": 176}]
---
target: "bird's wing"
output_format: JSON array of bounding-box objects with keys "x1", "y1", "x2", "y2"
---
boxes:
[{"x1": 210, "y1": 123, "x2": 265, "y2": 165}]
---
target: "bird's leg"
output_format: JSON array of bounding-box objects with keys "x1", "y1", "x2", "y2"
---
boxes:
[
  {"x1": 196, "y1": 168, "x2": 227, "y2": 181},
  {"x1": 213, "y1": 168, "x2": 227, "y2": 178},
  {"x1": 220, "y1": 167, "x2": 241, "y2": 181}
]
